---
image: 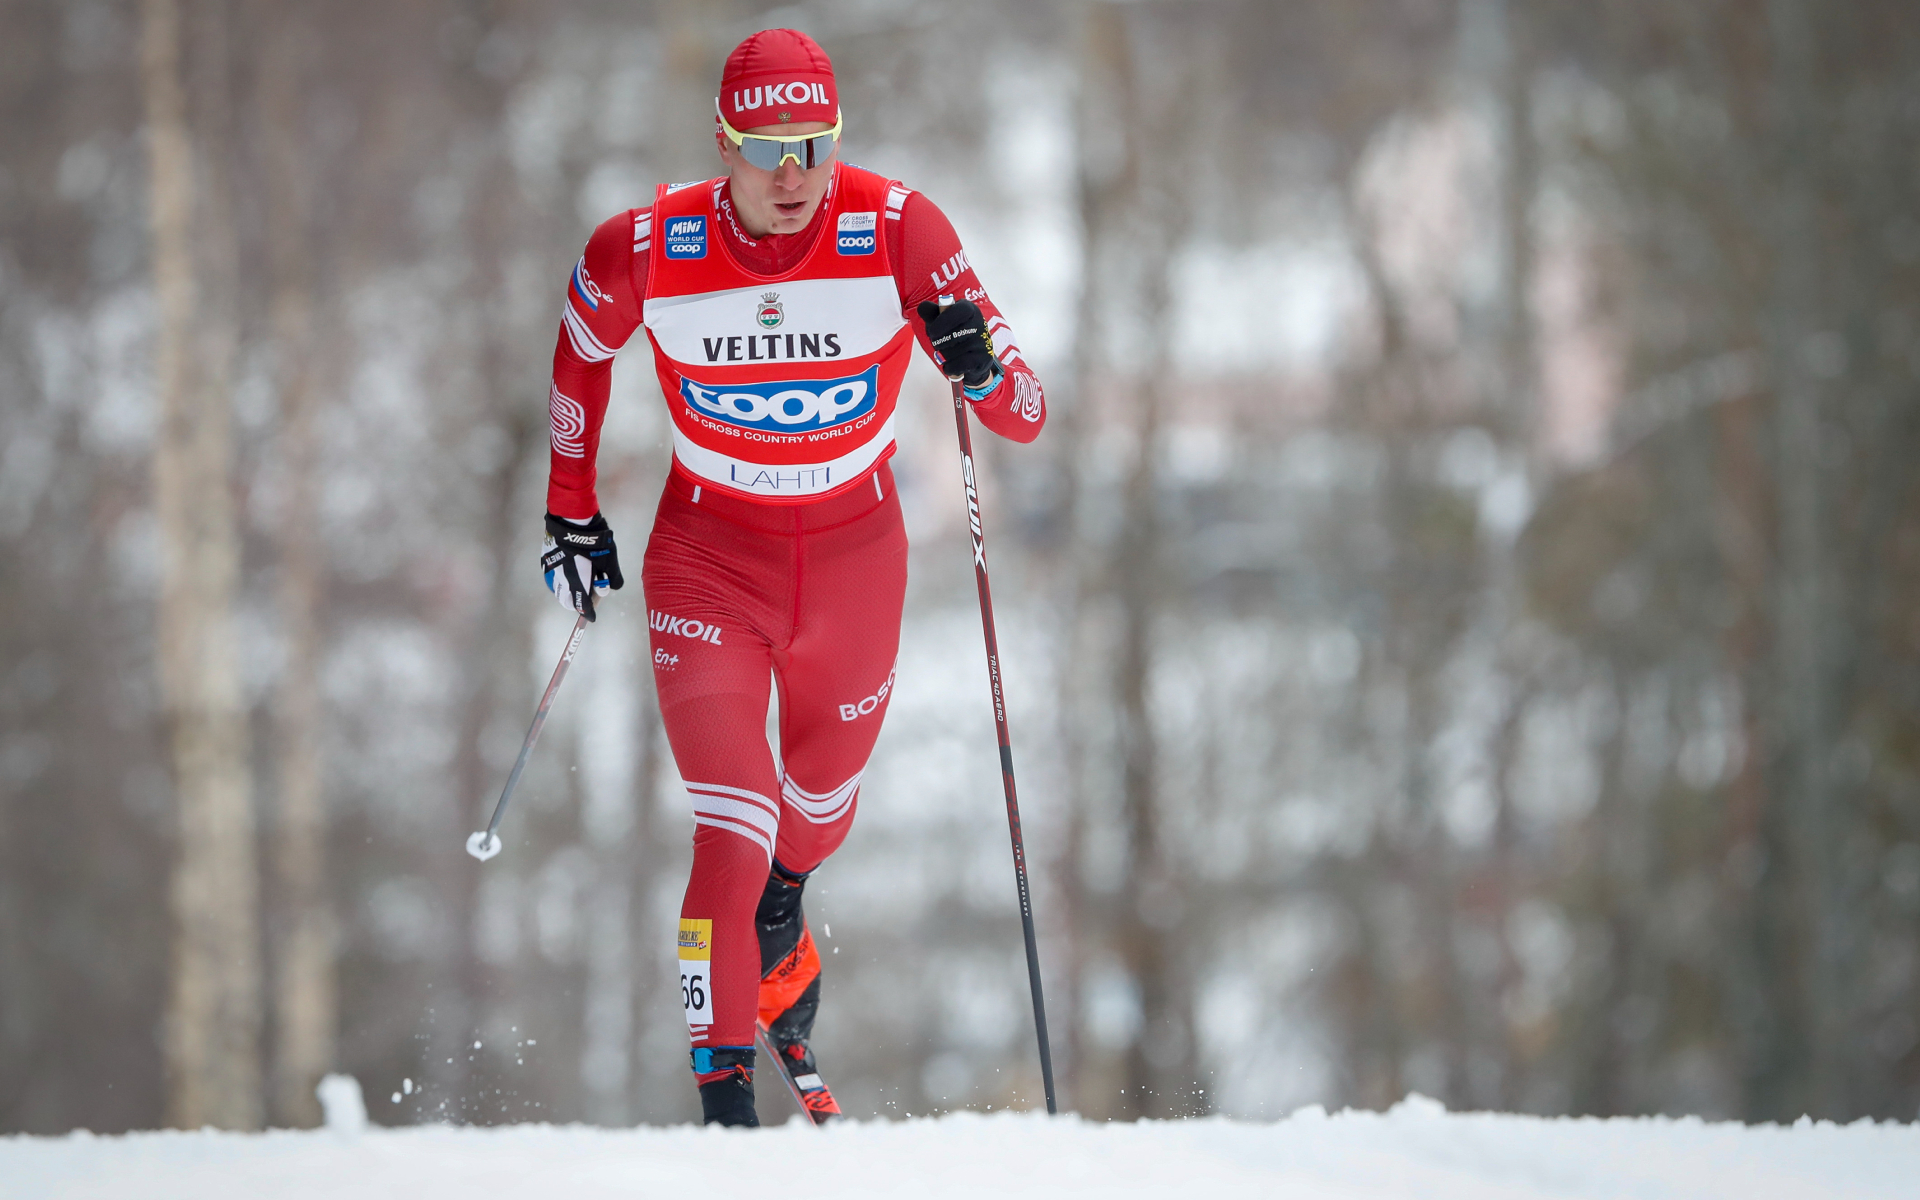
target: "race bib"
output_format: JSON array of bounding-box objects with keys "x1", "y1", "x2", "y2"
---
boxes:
[{"x1": 679, "y1": 918, "x2": 713, "y2": 1027}]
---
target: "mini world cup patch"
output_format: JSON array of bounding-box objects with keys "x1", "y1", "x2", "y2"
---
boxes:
[
  {"x1": 837, "y1": 211, "x2": 877, "y2": 256},
  {"x1": 663, "y1": 214, "x2": 708, "y2": 259}
]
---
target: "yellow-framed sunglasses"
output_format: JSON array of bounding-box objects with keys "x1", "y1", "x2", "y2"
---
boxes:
[{"x1": 717, "y1": 102, "x2": 843, "y2": 171}]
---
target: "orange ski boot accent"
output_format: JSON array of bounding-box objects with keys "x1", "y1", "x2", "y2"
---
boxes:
[{"x1": 758, "y1": 923, "x2": 821, "y2": 1029}]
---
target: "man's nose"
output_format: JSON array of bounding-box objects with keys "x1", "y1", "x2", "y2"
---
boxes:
[{"x1": 773, "y1": 158, "x2": 806, "y2": 189}]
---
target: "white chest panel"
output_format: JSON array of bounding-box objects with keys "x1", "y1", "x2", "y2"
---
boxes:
[{"x1": 644, "y1": 275, "x2": 905, "y2": 371}]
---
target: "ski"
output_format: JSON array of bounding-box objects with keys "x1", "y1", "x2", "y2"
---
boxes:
[{"x1": 754, "y1": 1021, "x2": 839, "y2": 1126}]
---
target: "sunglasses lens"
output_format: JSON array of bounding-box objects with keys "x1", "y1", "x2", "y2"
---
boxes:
[
  {"x1": 738, "y1": 131, "x2": 837, "y2": 171},
  {"x1": 740, "y1": 138, "x2": 786, "y2": 170}
]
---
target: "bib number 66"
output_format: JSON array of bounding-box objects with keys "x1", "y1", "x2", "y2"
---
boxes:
[{"x1": 681, "y1": 964, "x2": 711, "y2": 1024}]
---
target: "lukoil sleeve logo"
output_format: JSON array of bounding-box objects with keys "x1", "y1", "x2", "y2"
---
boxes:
[
  {"x1": 837, "y1": 211, "x2": 877, "y2": 255},
  {"x1": 679, "y1": 365, "x2": 881, "y2": 433},
  {"x1": 663, "y1": 214, "x2": 708, "y2": 259}
]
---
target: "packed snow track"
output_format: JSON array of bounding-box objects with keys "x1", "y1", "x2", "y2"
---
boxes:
[{"x1": 7, "y1": 1096, "x2": 1916, "y2": 1199}]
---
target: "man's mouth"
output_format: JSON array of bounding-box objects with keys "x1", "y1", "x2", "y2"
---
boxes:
[{"x1": 775, "y1": 201, "x2": 806, "y2": 213}]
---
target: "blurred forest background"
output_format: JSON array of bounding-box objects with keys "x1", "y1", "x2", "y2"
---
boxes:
[{"x1": 3, "y1": 0, "x2": 1919, "y2": 1134}]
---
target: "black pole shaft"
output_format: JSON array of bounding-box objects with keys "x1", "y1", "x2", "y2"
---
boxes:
[
  {"x1": 951, "y1": 379, "x2": 1059, "y2": 1115},
  {"x1": 478, "y1": 613, "x2": 588, "y2": 844}
]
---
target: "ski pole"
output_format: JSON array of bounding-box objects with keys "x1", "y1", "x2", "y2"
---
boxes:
[
  {"x1": 465, "y1": 613, "x2": 589, "y2": 861},
  {"x1": 947, "y1": 369, "x2": 1060, "y2": 1115}
]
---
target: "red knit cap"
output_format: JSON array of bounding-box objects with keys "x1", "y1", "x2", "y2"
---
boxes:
[{"x1": 718, "y1": 28, "x2": 838, "y2": 129}]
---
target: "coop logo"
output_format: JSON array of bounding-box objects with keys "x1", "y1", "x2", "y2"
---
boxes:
[
  {"x1": 838, "y1": 664, "x2": 897, "y2": 721},
  {"x1": 663, "y1": 215, "x2": 708, "y2": 259},
  {"x1": 679, "y1": 365, "x2": 879, "y2": 433},
  {"x1": 837, "y1": 211, "x2": 877, "y2": 255}
]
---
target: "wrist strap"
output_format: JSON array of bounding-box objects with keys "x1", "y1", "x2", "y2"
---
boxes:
[{"x1": 963, "y1": 361, "x2": 1004, "y2": 402}]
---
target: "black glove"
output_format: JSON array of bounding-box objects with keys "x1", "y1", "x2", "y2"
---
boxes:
[
  {"x1": 917, "y1": 299, "x2": 997, "y2": 389},
  {"x1": 541, "y1": 512, "x2": 624, "y2": 622}
]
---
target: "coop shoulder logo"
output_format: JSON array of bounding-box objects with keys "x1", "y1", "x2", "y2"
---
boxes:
[
  {"x1": 837, "y1": 211, "x2": 877, "y2": 256},
  {"x1": 756, "y1": 292, "x2": 784, "y2": 328}
]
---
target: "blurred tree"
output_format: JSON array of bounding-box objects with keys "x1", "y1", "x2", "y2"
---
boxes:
[
  {"x1": 141, "y1": 0, "x2": 262, "y2": 1130},
  {"x1": 255, "y1": 0, "x2": 335, "y2": 1129},
  {"x1": 1520, "y1": 0, "x2": 1920, "y2": 1122}
]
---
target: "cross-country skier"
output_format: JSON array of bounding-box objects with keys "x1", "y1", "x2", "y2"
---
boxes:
[{"x1": 538, "y1": 28, "x2": 1046, "y2": 1126}]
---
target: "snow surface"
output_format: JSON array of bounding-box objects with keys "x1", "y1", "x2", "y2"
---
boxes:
[{"x1": 8, "y1": 1095, "x2": 1917, "y2": 1200}]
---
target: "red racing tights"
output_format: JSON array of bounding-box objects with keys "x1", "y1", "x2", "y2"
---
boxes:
[{"x1": 642, "y1": 461, "x2": 907, "y2": 1054}]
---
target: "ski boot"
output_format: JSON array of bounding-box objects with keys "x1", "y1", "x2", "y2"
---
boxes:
[
  {"x1": 692, "y1": 1045, "x2": 758, "y2": 1127},
  {"x1": 756, "y1": 864, "x2": 843, "y2": 1123}
]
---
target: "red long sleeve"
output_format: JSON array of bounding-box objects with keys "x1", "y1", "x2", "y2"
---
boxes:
[
  {"x1": 886, "y1": 190, "x2": 1047, "y2": 442},
  {"x1": 546, "y1": 208, "x2": 647, "y2": 519}
]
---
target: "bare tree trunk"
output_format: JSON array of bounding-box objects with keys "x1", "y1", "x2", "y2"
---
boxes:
[
  {"x1": 1763, "y1": 0, "x2": 1848, "y2": 1120},
  {"x1": 1484, "y1": 0, "x2": 1538, "y2": 1109},
  {"x1": 1113, "y1": 258, "x2": 1196, "y2": 1117},
  {"x1": 1099, "y1": 9, "x2": 1205, "y2": 1119},
  {"x1": 1054, "y1": 0, "x2": 1138, "y2": 1117},
  {"x1": 143, "y1": 0, "x2": 262, "y2": 1131},
  {"x1": 258, "y1": 5, "x2": 335, "y2": 1128}
]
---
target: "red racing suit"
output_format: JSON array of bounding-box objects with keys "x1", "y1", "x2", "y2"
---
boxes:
[{"x1": 544, "y1": 163, "x2": 1044, "y2": 1061}]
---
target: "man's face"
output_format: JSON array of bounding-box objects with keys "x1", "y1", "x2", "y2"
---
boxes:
[{"x1": 718, "y1": 119, "x2": 837, "y2": 237}]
